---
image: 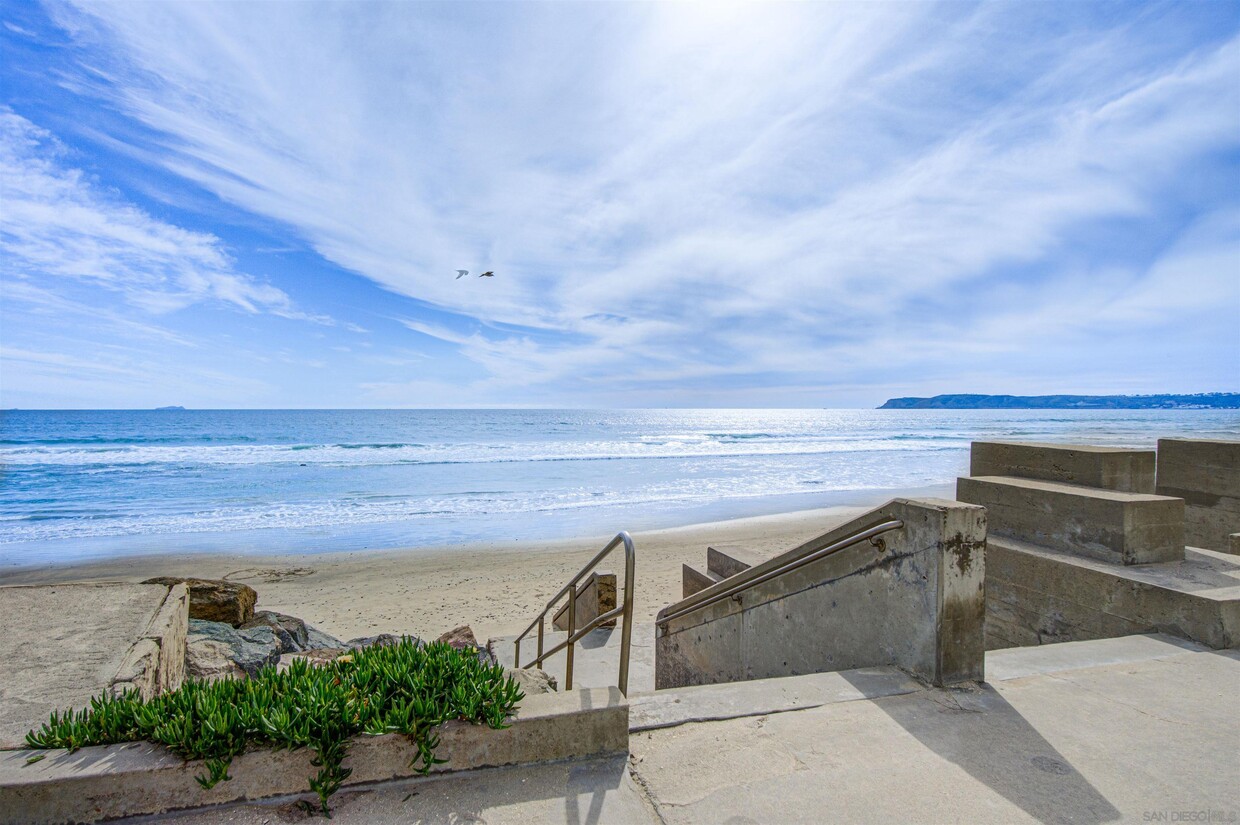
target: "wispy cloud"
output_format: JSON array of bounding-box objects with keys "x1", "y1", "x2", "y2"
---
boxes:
[
  {"x1": 7, "y1": 2, "x2": 1240, "y2": 405},
  {"x1": 0, "y1": 109, "x2": 314, "y2": 318}
]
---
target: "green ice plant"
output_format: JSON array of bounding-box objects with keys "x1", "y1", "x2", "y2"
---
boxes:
[{"x1": 26, "y1": 639, "x2": 524, "y2": 816}]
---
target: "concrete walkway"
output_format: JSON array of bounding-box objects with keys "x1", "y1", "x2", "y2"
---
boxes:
[
  {"x1": 147, "y1": 635, "x2": 1239, "y2": 824},
  {"x1": 630, "y1": 642, "x2": 1239, "y2": 824}
]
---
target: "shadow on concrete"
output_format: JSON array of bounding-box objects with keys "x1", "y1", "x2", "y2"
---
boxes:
[
  {"x1": 578, "y1": 628, "x2": 613, "y2": 650},
  {"x1": 841, "y1": 672, "x2": 1121, "y2": 825},
  {"x1": 563, "y1": 756, "x2": 626, "y2": 825}
]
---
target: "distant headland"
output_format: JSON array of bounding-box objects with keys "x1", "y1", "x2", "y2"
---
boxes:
[
  {"x1": 154, "y1": 405, "x2": 187, "y2": 411},
  {"x1": 878, "y1": 393, "x2": 1240, "y2": 410}
]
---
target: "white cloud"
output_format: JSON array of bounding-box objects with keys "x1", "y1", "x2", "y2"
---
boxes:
[
  {"x1": 28, "y1": 2, "x2": 1240, "y2": 403},
  {"x1": 0, "y1": 109, "x2": 304, "y2": 317}
]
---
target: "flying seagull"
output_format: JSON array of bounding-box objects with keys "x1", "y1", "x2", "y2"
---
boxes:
[
  {"x1": 480, "y1": 271, "x2": 495, "y2": 277},
  {"x1": 455, "y1": 269, "x2": 469, "y2": 279}
]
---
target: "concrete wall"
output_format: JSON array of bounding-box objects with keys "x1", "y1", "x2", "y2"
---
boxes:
[
  {"x1": 985, "y1": 538, "x2": 1240, "y2": 650},
  {"x1": 971, "y1": 441, "x2": 1155, "y2": 493},
  {"x1": 1156, "y1": 438, "x2": 1240, "y2": 554},
  {"x1": 957, "y1": 476, "x2": 1184, "y2": 565},
  {"x1": 655, "y1": 498, "x2": 986, "y2": 690}
]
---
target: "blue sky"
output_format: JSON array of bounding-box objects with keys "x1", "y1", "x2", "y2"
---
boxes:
[{"x1": 1, "y1": 1, "x2": 1238, "y2": 409}]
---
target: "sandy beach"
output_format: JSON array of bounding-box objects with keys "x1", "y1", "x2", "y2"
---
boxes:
[{"x1": 0, "y1": 502, "x2": 903, "y2": 644}]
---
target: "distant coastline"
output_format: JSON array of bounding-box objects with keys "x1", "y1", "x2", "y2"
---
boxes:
[{"x1": 879, "y1": 393, "x2": 1240, "y2": 410}]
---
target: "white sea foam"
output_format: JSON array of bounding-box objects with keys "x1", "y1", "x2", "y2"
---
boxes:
[
  {"x1": 0, "y1": 435, "x2": 963, "y2": 467},
  {"x1": 2, "y1": 408, "x2": 1236, "y2": 556}
]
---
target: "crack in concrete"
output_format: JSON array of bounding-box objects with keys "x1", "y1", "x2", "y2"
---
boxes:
[{"x1": 626, "y1": 755, "x2": 672, "y2": 825}]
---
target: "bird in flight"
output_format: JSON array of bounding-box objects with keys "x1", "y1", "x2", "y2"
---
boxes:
[
  {"x1": 455, "y1": 269, "x2": 469, "y2": 279},
  {"x1": 480, "y1": 271, "x2": 495, "y2": 277}
]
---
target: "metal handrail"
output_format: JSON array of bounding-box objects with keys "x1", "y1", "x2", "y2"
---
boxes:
[
  {"x1": 514, "y1": 531, "x2": 635, "y2": 695},
  {"x1": 655, "y1": 518, "x2": 904, "y2": 628}
]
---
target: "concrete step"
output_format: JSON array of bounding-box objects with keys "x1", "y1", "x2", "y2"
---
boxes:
[
  {"x1": 629, "y1": 666, "x2": 923, "y2": 732},
  {"x1": 681, "y1": 563, "x2": 722, "y2": 598},
  {"x1": 551, "y1": 571, "x2": 616, "y2": 631},
  {"x1": 706, "y1": 545, "x2": 769, "y2": 579},
  {"x1": 957, "y1": 475, "x2": 1184, "y2": 564},
  {"x1": 630, "y1": 632, "x2": 1220, "y2": 733},
  {"x1": 970, "y1": 440, "x2": 1155, "y2": 493},
  {"x1": 985, "y1": 536, "x2": 1240, "y2": 650}
]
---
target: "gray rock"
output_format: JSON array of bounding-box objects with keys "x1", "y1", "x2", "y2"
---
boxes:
[
  {"x1": 241, "y1": 611, "x2": 308, "y2": 653},
  {"x1": 142, "y1": 577, "x2": 258, "y2": 627},
  {"x1": 276, "y1": 648, "x2": 349, "y2": 671},
  {"x1": 186, "y1": 640, "x2": 247, "y2": 681},
  {"x1": 186, "y1": 619, "x2": 282, "y2": 679},
  {"x1": 505, "y1": 667, "x2": 556, "y2": 695},
  {"x1": 345, "y1": 633, "x2": 406, "y2": 650},
  {"x1": 306, "y1": 625, "x2": 344, "y2": 650},
  {"x1": 436, "y1": 624, "x2": 479, "y2": 650},
  {"x1": 239, "y1": 611, "x2": 342, "y2": 655}
]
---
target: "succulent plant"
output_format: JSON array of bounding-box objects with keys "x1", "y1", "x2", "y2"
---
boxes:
[{"x1": 26, "y1": 638, "x2": 524, "y2": 815}]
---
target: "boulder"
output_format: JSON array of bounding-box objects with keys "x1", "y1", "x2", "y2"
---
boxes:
[
  {"x1": 505, "y1": 667, "x2": 556, "y2": 695},
  {"x1": 437, "y1": 625, "x2": 496, "y2": 665},
  {"x1": 240, "y1": 610, "x2": 342, "y2": 653},
  {"x1": 186, "y1": 640, "x2": 246, "y2": 681},
  {"x1": 436, "y1": 625, "x2": 479, "y2": 650},
  {"x1": 186, "y1": 619, "x2": 282, "y2": 679},
  {"x1": 307, "y1": 625, "x2": 345, "y2": 650},
  {"x1": 241, "y1": 610, "x2": 309, "y2": 652},
  {"x1": 277, "y1": 648, "x2": 349, "y2": 671},
  {"x1": 142, "y1": 577, "x2": 257, "y2": 627},
  {"x1": 345, "y1": 633, "x2": 406, "y2": 650}
]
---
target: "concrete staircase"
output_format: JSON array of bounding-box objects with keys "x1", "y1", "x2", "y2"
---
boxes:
[
  {"x1": 681, "y1": 545, "x2": 773, "y2": 598},
  {"x1": 656, "y1": 497, "x2": 988, "y2": 690},
  {"x1": 957, "y1": 474, "x2": 1184, "y2": 565},
  {"x1": 957, "y1": 440, "x2": 1240, "y2": 650}
]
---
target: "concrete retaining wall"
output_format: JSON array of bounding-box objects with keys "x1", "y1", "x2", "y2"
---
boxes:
[
  {"x1": 970, "y1": 441, "x2": 1156, "y2": 493},
  {"x1": 0, "y1": 687, "x2": 627, "y2": 824},
  {"x1": 111, "y1": 583, "x2": 189, "y2": 699},
  {"x1": 0, "y1": 583, "x2": 188, "y2": 752},
  {"x1": 655, "y1": 498, "x2": 986, "y2": 690},
  {"x1": 1156, "y1": 438, "x2": 1240, "y2": 554},
  {"x1": 985, "y1": 538, "x2": 1240, "y2": 651}
]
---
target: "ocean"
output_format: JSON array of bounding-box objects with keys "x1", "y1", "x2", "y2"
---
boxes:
[{"x1": 2, "y1": 408, "x2": 1237, "y2": 567}]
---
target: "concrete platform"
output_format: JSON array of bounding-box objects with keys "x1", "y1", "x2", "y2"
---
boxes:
[
  {"x1": 630, "y1": 641, "x2": 1240, "y2": 824},
  {"x1": 629, "y1": 666, "x2": 923, "y2": 731},
  {"x1": 0, "y1": 582, "x2": 187, "y2": 750}
]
